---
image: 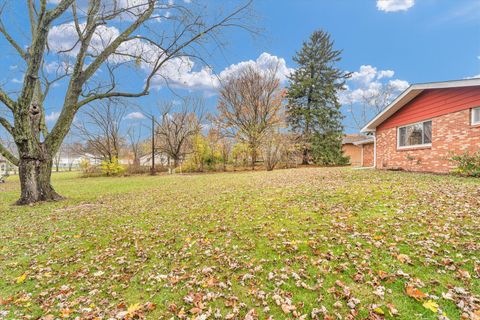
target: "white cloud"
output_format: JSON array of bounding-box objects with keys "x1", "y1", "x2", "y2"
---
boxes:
[
  {"x1": 340, "y1": 65, "x2": 409, "y2": 105},
  {"x1": 219, "y1": 52, "x2": 293, "y2": 83},
  {"x1": 377, "y1": 0, "x2": 414, "y2": 12},
  {"x1": 378, "y1": 70, "x2": 395, "y2": 79},
  {"x1": 388, "y1": 79, "x2": 409, "y2": 91},
  {"x1": 465, "y1": 74, "x2": 480, "y2": 79},
  {"x1": 49, "y1": 23, "x2": 121, "y2": 57},
  {"x1": 45, "y1": 111, "x2": 61, "y2": 123},
  {"x1": 125, "y1": 112, "x2": 146, "y2": 120},
  {"x1": 151, "y1": 52, "x2": 293, "y2": 93}
]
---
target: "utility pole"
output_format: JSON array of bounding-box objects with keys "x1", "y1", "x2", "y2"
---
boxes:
[{"x1": 151, "y1": 115, "x2": 156, "y2": 176}]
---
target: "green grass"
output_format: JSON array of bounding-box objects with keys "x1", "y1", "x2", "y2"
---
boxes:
[{"x1": 0, "y1": 168, "x2": 479, "y2": 319}]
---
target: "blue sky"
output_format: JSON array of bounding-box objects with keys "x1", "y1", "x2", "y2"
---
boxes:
[{"x1": 0, "y1": 0, "x2": 479, "y2": 138}]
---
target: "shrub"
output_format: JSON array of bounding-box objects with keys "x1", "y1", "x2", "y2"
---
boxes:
[
  {"x1": 79, "y1": 159, "x2": 91, "y2": 173},
  {"x1": 79, "y1": 159, "x2": 102, "y2": 177},
  {"x1": 100, "y1": 157, "x2": 125, "y2": 176},
  {"x1": 126, "y1": 164, "x2": 150, "y2": 175},
  {"x1": 451, "y1": 151, "x2": 480, "y2": 177},
  {"x1": 182, "y1": 134, "x2": 223, "y2": 172}
]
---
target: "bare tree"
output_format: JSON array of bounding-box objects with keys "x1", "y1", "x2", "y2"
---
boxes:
[
  {"x1": 215, "y1": 65, "x2": 283, "y2": 170},
  {"x1": 126, "y1": 127, "x2": 148, "y2": 168},
  {"x1": 155, "y1": 98, "x2": 203, "y2": 168},
  {"x1": 262, "y1": 129, "x2": 283, "y2": 171},
  {"x1": 0, "y1": 135, "x2": 17, "y2": 174},
  {"x1": 74, "y1": 100, "x2": 126, "y2": 162},
  {"x1": 53, "y1": 149, "x2": 62, "y2": 172},
  {"x1": 207, "y1": 128, "x2": 232, "y2": 171},
  {"x1": 281, "y1": 133, "x2": 300, "y2": 168},
  {"x1": 347, "y1": 84, "x2": 398, "y2": 131},
  {"x1": 0, "y1": 0, "x2": 253, "y2": 204}
]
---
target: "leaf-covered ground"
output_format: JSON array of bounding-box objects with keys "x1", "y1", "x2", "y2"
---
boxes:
[{"x1": 0, "y1": 168, "x2": 479, "y2": 319}]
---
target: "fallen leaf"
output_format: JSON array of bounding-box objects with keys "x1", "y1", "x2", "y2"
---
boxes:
[
  {"x1": 397, "y1": 254, "x2": 411, "y2": 264},
  {"x1": 422, "y1": 300, "x2": 438, "y2": 313},
  {"x1": 373, "y1": 307, "x2": 384, "y2": 315},
  {"x1": 61, "y1": 308, "x2": 74, "y2": 318},
  {"x1": 16, "y1": 273, "x2": 27, "y2": 284},
  {"x1": 405, "y1": 284, "x2": 427, "y2": 300},
  {"x1": 281, "y1": 304, "x2": 296, "y2": 314},
  {"x1": 127, "y1": 303, "x2": 141, "y2": 315},
  {"x1": 386, "y1": 303, "x2": 398, "y2": 316}
]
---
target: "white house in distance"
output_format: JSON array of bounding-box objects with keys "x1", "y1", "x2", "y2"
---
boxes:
[{"x1": 0, "y1": 156, "x2": 16, "y2": 175}]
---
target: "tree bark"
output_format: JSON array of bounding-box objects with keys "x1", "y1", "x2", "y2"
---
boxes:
[
  {"x1": 16, "y1": 156, "x2": 62, "y2": 205},
  {"x1": 15, "y1": 100, "x2": 63, "y2": 205},
  {"x1": 302, "y1": 147, "x2": 309, "y2": 165},
  {"x1": 251, "y1": 148, "x2": 256, "y2": 171}
]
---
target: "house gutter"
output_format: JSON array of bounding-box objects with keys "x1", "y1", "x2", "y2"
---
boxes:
[{"x1": 373, "y1": 131, "x2": 377, "y2": 169}]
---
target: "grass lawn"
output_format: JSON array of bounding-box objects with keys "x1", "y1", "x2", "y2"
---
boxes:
[{"x1": 0, "y1": 168, "x2": 479, "y2": 319}]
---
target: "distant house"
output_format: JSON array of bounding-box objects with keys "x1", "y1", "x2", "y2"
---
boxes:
[
  {"x1": 361, "y1": 79, "x2": 480, "y2": 173},
  {"x1": 0, "y1": 157, "x2": 6, "y2": 175},
  {"x1": 0, "y1": 156, "x2": 16, "y2": 175},
  {"x1": 342, "y1": 134, "x2": 374, "y2": 166}
]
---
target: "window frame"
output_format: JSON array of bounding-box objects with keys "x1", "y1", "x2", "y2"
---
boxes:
[
  {"x1": 397, "y1": 120, "x2": 432, "y2": 150},
  {"x1": 472, "y1": 107, "x2": 480, "y2": 126}
]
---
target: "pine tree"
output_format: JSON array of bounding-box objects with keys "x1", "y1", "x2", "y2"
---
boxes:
[{"x1": 286, "y1": 30, "x2": 349, "y2": 165}]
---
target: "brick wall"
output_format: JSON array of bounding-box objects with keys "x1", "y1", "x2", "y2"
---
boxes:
[
  {"x1": 362, "y1": 143, "x2": 374, "y2": 167},
  {"x1": 376, "y1": 109, "x2": 480, "y2": 173}
]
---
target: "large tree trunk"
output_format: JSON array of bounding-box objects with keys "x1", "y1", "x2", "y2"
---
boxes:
[{"x1": 16, "y1": 153, "x2": 62, "y2": 205}]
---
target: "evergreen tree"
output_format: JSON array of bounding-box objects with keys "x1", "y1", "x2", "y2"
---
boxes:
[{"x1": 286, "y1": 30, "x2": 349, "y2": 165}]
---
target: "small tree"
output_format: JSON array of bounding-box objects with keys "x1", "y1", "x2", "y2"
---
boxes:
[
  {"x1": 74, "y1": 100, "x2": 126, "y2": 162},
  {"x1": 262, "y1": 130, "x2": 283, "y2": 171},
  {"x1": 126, "y1": 127, "x2": 148, "y2": 170},
  {"x1": 280, "y1": 134, "x2": 300, "y2": 168},
  {"x1": 215, "y1": 65, "x2": 283, "y2": 170},
  {"x1": 53, "y1": 150, "x2": 62, "y2": 172},
  {"x1": 207, "y1": 127, "x2": 232, "y2": 171},
  {"x1": 232, "y1": 142, "x2": 250, "y2": 170},
  {"x1": 155, "y1": 98, "x2": 203, "y2": 169}
]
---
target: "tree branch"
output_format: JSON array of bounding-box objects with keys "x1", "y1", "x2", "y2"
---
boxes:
[
  {"x1": 27, "y1": 0, "x2": 37, "y2": 37},
  {"x1": 45, "y1": 0, "x2": 74, "y2": 24},
  {"x1": 18, "y1": 0, "x2": 73, "y2": 111},
  {"x1": 0, "y1": 89, "x2": 15, "y2": 111},
  {"x1": 0, "y1": 141, "x2": 18, "y2": 166},
  {"x1": 81, "y1": 0, "x2": 155, "y2": 83},
  {"x1": 0, "y1": 116, "x2": 13, "y2": 135},
  {"x1": 0, "y1": 23, "x2": 28, "y2": 60}
]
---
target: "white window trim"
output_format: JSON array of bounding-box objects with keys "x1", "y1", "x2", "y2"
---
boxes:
[
  {"x1": 472, "y1": 107, "x2": 480, "y2": 126},
  {"x1": 397, "y1": 120, "x2": 432, "y2": 150}
]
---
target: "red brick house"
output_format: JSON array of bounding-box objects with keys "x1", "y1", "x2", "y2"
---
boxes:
[{"x1": 361, "y1": 79, "x2": 480, "y2": 173}]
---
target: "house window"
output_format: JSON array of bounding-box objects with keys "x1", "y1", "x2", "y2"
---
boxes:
[
  {"x1": 472, "y1": 107, "x2": 480, "y2": 125},
  {"x1": 398, "y1": 120, "x2": 432, "y2": 148}
]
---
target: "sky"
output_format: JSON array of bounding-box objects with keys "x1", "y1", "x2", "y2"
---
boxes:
[{"x1": 0, "y1": 0, "x2": 479, "y2": 138}]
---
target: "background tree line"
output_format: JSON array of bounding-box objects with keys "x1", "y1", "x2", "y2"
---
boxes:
[{"x1": 62, "y1": 29, "x2": 350, "y2": 175}]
